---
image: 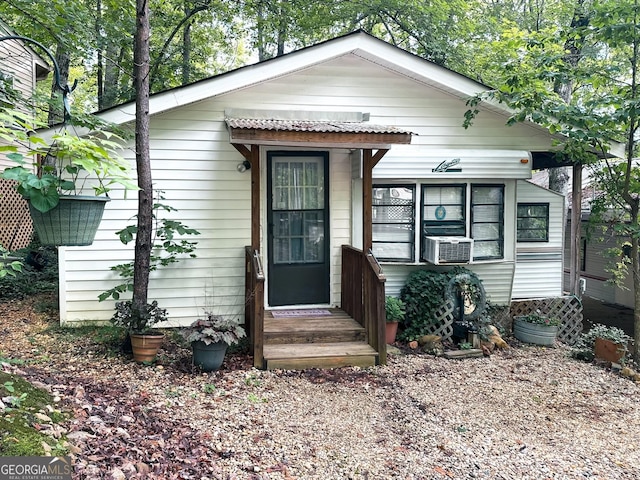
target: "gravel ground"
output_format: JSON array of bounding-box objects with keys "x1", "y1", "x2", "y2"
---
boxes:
[{"x1": 2, "y1": 297, "x2": 640, "y2": 479}]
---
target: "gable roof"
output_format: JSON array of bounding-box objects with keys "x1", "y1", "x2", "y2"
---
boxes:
[
  {"x1": 96, "y1": 30, "x2": 501, "y2": 126},
  {"x1": 73, "y1": 30, "x2": 625, "y2": 160}
]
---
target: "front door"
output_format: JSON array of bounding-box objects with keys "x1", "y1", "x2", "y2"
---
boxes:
[{"x1": 267, "y1": 152, "x2": 330, "y2": 306}]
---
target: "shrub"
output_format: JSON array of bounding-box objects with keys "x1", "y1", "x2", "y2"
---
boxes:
[
  {"x1": 0, "y1": 243, "x2": 58, "y2": 302},
  {"x1": 571, "y1": 324, "x2": 632, "y2": 362},
  {"x1": 385, "y1": 296, "x2": 406, "y2": 323},
  {"x1": 400, "y1": 266, "x2": 482, "y2": 340}
]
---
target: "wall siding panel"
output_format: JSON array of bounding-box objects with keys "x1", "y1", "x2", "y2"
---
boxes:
[
  {"x1": 60, "y1": 51, "x2": 559, "y2": 325},
  {"x1": 512, "y1": 181, "x2": 565, "y2": 299}
]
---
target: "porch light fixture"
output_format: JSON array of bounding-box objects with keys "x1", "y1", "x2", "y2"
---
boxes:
[{"x1": 237, "y1": 160, "x2": 251, "y2": 172}]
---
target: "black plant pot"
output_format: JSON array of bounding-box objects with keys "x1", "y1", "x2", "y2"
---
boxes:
[{"x1": 192, "y1": 340, "x2": 228, "y2": 372}]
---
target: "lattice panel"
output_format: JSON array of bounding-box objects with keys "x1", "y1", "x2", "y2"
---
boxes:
[
  {"x1": 510, "y1": 296, "x2": 583, "y2": 345},
  {"x1": 0, "y1": 179, "x2": 33, "y2": 250},
  {"x1": 487, "y1": 305, "x2": 511, "y2": 331},
  {"x1": 425, "y1": 300, "x2": 455, "y2": 341}
]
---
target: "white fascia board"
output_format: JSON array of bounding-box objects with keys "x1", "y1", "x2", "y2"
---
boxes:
[
  {"x1": 352, "y1": 37, "x2": 488, "y2": 99},
  {"x1": 98, "y1": 34, "x2": 374, "y2": 126}
]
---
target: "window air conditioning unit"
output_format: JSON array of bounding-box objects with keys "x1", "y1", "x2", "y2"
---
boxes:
[{"x1": 422, "y1": 236, "x2": 473, "y2": 264}]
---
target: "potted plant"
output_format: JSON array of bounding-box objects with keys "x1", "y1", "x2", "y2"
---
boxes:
[
  {"x1": 0, "y1": 108, "x2": 135, "y2": 246},
  {"x1": 385, "y1": 296, "x2": 405, "y2": 344},
  {"x1": 110, "y1": 300, "x2": 168, "y2": 362},
  {"x1": 182, "y1": 313, "x2": 246, "y2": 371},
  {"x1": 571, "y1": 324, "x2": 632, "y2": 364},
  {"x1": 513, "y1": 312, "x2": 560, "y2": 346}
]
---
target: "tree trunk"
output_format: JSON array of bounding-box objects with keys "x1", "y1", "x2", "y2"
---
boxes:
[
  {"x1": 182, "y1": 4, "x2": 192, "y2": 85},
  {"x1": 633, "y1": 228, "x2": 640, "y2": 363},
  {"x1": 256, "y1": 1, "x2": 266, "y2": 61},
  {"x1": 102, "y1": 45, "x2": 125, "y2": 109},
  {"x1": 96, "y1": 0, "x2": 104, "y2": 111},
  {"x1": 132, "y1": 0, "x2": 153, "y2": 315},
  {"x1": 569, "y1": 164, "x2": 582, "y2": 297},
  {"x1": 548, "y1": 167, "x2": 570, "y2": 196},
  {"x1": 552, "y1": 0, "x2": 589, "y2": 297}
]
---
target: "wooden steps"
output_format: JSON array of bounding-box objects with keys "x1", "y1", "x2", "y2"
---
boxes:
[{"x1": 262, "y1": 309, "x2": 378, "y2": 370}]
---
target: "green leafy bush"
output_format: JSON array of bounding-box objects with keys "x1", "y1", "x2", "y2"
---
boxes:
[
  {"x1": 385, "y1": 296, "x2": 406, "y2": 323},
  {"x1": 399, "y1": 266, "x2": 481, "y2": 340},
  {"x1": 0, "y1": 244, "x2": 58, "y2": 302},
  {"x1": 571, "y1": 324, "x2": 632, "y2": 362}
]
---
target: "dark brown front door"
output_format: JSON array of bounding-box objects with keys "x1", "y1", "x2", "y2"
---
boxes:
[{"x1": 267, "y1": 152, "x2": 330, "y2": 306}]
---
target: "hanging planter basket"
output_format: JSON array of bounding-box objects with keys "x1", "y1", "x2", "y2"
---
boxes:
[{"x1": 29, "y1": 195, "x2": 109, "y2": 246}]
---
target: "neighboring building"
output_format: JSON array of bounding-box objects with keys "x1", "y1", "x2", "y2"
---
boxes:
[
  {"x1": 564, "y1": 213, "x2": 634, "y2": 309},
  {"x1": 46, "y1": 31, "x2": 590, "y2": 367},
  {"x1": 0, "y1": 21, "x2": 50, "y2": 250}
]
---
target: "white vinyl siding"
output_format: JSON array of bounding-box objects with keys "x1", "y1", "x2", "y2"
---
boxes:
[
  {"x1": 58, "y1": 45, "x2": 562, "y2": 323},
  {"x1": 0, "y1": 32, "x2": 39, "y2": 170},
  {"x1": 512, "y1": 180, "x2": 564, "y2": 299},
  {"x1": 383, "y1": 261, "x2": 515, "y2": 306}
]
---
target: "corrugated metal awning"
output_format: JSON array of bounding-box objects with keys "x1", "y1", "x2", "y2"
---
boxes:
[
  {"x1": 224, "y1": 110, "x2": 412, "y2": 148},
  {"x1": 226, "y1": 117, "x2": 409, "y2": 135}
]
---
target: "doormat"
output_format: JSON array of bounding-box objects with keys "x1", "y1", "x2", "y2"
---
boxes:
[{"x1": 271, "y1": 309, "x2": 332, "y2": 318}]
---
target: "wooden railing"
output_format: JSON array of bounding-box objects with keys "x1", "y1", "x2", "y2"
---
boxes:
[
  {"x1": 245, "y1": 246, "x2": 265, "y2": 368},
  {"x1": 341, "y1": 245, "x2": 387, "y2": 364}
]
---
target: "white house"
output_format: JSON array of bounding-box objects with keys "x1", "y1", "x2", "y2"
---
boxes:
[{"x1": 51, "y1": 31, "x2": 572, "y2": 368}]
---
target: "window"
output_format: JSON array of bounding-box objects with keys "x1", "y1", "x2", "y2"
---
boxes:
[
  {"x1": 372, "y1": 185, "x2": 415, "y2": 261},
  {"x1": 422, "y1": 185, "x2": 466, "y2": 236},
  {"x1": 517, "y1": 203, "x2": 549, "y2": 242},
  {"x1": 471, "y1": 184, "x2": 504, "y2": 260},
  {"x1": 371, "y1": 182, "x2": 506, "y2": 263}
]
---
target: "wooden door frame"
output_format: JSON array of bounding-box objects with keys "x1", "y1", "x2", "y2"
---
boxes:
[
  {"x1": 265, "y1": 151, "x2": 331, "y2": 306},
  {"x1": 231, "y1": 144, "x2": 391, "y2": 255}
]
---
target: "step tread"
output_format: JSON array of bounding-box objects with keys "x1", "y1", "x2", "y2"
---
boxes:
[{"x1": 264, "y1": 341, "x2": 377, "y2": 359}]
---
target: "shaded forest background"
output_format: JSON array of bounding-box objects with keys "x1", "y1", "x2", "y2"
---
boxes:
[{"x1": 0, "y1": 0, "x2": 588, "y2": 116}]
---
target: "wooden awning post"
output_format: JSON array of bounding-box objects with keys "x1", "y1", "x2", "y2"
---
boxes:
[
  {"x1": 250, "y1": 144, "x2": 260, "y2": 251},
  {"x1": 232, "y1": 143, "x2": 261, "y2": 251},
  {"x1": 362, "y1": 148, "x2": 389, "y2": 251}
]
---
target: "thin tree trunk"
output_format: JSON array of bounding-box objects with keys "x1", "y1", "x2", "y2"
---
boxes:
[
  {"x1": 569, "y1": 164, "x2": 582, "y2": 297},
  {"x1": 96, "y1": 0, "x2": 104, "y2": 110},
  {"x1": 553, "y1": 0, "x2": 589, "y2": 297},
  {"x1": 182, "y1": 3, "x2": 192, "y2": 85},
  {"x1": 257, "y1": 1, "x2": 266, "y2": 61},
  {"x1": 132, "y1": 0, "x2": 152, "y2": 316}
]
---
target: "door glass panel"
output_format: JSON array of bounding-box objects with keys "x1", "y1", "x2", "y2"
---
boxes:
[{"x1": 272, "y1": 157, "x2": 325, "y2": 264}]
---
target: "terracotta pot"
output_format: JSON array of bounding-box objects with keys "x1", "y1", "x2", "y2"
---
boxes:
[
  {"x1": 385, "y1": 321, "x2": 399, "y2": 344},
  {"x1": 130, "y1": 333, "x2": 164, "y2": 362},
  {"x1": 594, "y1": 337, "x2": 626, "y2": 363}
]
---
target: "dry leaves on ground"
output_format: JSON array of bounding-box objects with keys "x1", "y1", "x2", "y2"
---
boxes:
[{"x1": 1, "y1": 296, "x2": 640, "y2": 479}]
